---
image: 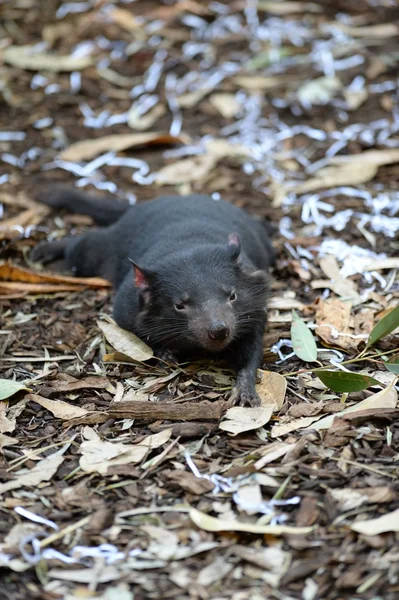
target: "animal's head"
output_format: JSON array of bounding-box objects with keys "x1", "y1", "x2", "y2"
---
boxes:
[{"x1": 131, "y1": 233, "x2": 269, "y2": 353}]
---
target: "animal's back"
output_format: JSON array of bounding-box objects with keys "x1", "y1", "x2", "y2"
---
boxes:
[{"x1": 105, "y1": 194, "x2": 274, "y2": 284}]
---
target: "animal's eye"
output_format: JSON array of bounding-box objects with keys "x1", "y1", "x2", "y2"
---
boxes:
[
  {"x1": 229, "y1": 292, "x2": 237, "y2": 302},
  {"x1": 174, "y1": 302, "x2": 186, "y2": 311}
]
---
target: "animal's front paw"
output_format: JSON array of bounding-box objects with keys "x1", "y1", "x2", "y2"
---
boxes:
[
  {"x1": 30, "y1": 241, "x2": 65, "y2": 265},
  {"x1": 230, "y1": 386, "x2": 261, "y2": 407}
]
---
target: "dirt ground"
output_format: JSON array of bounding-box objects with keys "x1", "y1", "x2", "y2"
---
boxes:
[{"x1": 0, "y1": 1, "x2": 399, "y2": 599}]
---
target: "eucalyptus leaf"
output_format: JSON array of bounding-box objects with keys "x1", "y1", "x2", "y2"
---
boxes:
[
  {"x1": 0, "y1": 379, "x2": 30, "y2": 401},
  {"x1": 316, "y1": 371, "x2": 380, "y2": 393},
  {"x1": 385, "y1": 354, "x2": 399, "y2": 375},
  {"x1": 366, "y1": 305, "x2": 399, "y2": 349},
  {"x1": 290, "y1": 311, "x2": 318, "y2": 363}
]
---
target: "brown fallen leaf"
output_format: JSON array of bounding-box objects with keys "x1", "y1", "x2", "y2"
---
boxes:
[
  {"x1": 79, "y1": 428, "x2": 172, "y2": 474},
  {"x1": 28, "y1": 394, "x2": 90, "y2": 420},
  {"x1": 335, "y1": 22, "x2": 399, "y2": 38},
  {"x1": 256, "y1": 369, "x2": 287, "y2": 410},
  {"x1": 189, "y1": 507, "x2": 313, "y2": 535},
  {"x1": 233, "y1": 75, "x2": 289, "y2": 90},
  {"x1": 3, "y1": 45, "x2": 92, "y2": 71},
  {"x1": 293, "y1": 162, "x2": 379, "y2": 194},
  {"x1": 315, "y1": 298, "x2": 358, "y2": 351},
  {"x1": 329, "y1": 486, "x2": 396, "y2": 511},
  {"x1": 97, "y1": 320, "x2": 153, "y2": 362},
  {"x1": 259, "y1": 1, "x2": 321, "y2": 14},
  {"x1": 0, "y1": 205, "x2": 49, "y2": 231},
  {"x1": 166, "y1": 471, "x2": 214, "y2": 495},
  {"x1": 0, "y1": 262, "x2": 110, "y2": 289},
  {"x1": 59, "y1": 132, "x2": 188, "y2": 162},
  {"x1": 351, "y1": 507, "x2": 399, "y2": 536},
  {"x1": 219, "y1": 405, "x2": 274, "y2": 435},
  {"x1": 318, "y1": 256, "x2": 361, "y2": 303},
  {"x1": 329, "y1": 147, "x2": 399, "y2": 167},
  {"x1": 51, "y1": 375, "x2": 109, "y2": 392},
  {"x1": 0, "y1": 447, "x2": 66, "y2": 495},
  {"x1": 209, "y1": 93, "x2": 241, "y2": 118},
  {"x1": 108, "y1": 7, "x2": 140, "y2": 31}
]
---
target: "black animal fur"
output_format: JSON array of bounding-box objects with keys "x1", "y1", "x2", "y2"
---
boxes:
[{"x1": 32, "y1": 188, "x2": 275, "y2": 406}]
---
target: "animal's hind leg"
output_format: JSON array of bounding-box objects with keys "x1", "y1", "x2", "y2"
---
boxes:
[{"x1": 31, "y1": 237, "x2": 74, "y2": 265}]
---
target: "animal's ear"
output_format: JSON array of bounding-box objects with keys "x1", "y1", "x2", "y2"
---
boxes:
[
  {"x1": 129, "y1": 259, "x2": 153, "y2": 291},
  {"x1": 227, "y1": 232, "x2": 241, "y2": 261}
]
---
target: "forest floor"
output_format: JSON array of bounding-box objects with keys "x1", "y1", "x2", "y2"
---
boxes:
[{"x1": 0, "y1": 1, "x2": 399, "y2": 599}]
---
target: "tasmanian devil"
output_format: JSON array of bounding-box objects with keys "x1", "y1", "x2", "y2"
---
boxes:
[{"x1": 32, "y1": 188, "x2": 275, "y2": 407}]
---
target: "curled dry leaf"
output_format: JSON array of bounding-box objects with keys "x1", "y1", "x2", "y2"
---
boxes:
[
  {"x1": 329, "y1": 486, "x2": 396, "y2": 512},
  {"x1": 28, "y1": 394, "x2": 90, "y2": 420},
  {"x1": 311, "y1": 377, "x2": 398, "y2": 430},
  {"x1": 209, "y1": 93, "x2": 241, "y2": 118},
  {"x1": 97, "y1": 320, "x2": 153, "y2": 362},
  {"x1": 80, "y1": 428, "x2": 172, "y2": 474},
  {"x1": 59, "y1": 132, "x2": 188, "y2": 162},
  {"x1": 189, "y1": 507, "x2": 313, "y2": 536},
  {"x1": 315, "y1": 298, "x2": 358, "y2": 352},
  {"x1": 351, "y1": 507, "x2": 399, "y2": 536},
  {"x1": 256, "y1": 369, "x2": 287, "y2": 410},
  {"x1": 3, "y1": 45, "x2": 92, "y2": 71},
  {"x1": 0, "y1": 447, "x2": 66, "y2": 495},
  {"x1": 0, "y1": 262, "x2": 110, "y2": 294},
  {"x1": 219, "y1": 405, "x2": 274, "y2": 435},
  {"x1": 273, "y1": 378, "x2": 397, "y2": 437}
]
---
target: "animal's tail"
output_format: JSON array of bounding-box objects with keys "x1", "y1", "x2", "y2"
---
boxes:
[{"x1": 34, "y1": 187, "x2": 130, "y2": 226}]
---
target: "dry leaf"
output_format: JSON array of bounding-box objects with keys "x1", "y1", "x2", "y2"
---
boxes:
[
  {"x1": 155, "y1": 155, "x2": 217, "y2": 185},
  {"x1": 233, "y1": 75, "x2": 288, "y2": 90},
  {"x1": 0, "y1": 262, "x2": 110, "y2": 292},
  {"x1": 293, "y1": 162, "x2": 379, "y2": 194},
  {"x1": 97, "y1": 320, "x2": 153, "y2": 362},
  {"x1": 329, "y1": 148, "x2": 399, "y2": 167},
  {"x1": 79, "y1": 428, "x2": 172, "y2": 474},
  {"x1": 0, "y1": 433, "x2": 17, "y2": 448},
  {"x1": 51, "y1": 375, "x2": 109, "y2": 392},
  {"x1": 259, "y1": 1, "x2": 321, "y2": 14},
  {"x1": 311, "y1": 378, "x2": 398, "y2": 431},
  {"x1": 364, "y1": 258, "x2": 399, "y2": 271},
  {"x1": 3, "y1": 45, "x2": 92, "y2": 71},
  {"x1": 59, "y1": 132, "x2": 187, "y2": 162},
  {"x1": 297, "y1": 76, "x2": 342, "y2": 106},
  {"x1": 329, "y1": 486, "x2": 395, "y2": 511},
  {"x1": 108, "y1": 7, "x2": 139, "y2": 31},
  {"x1": 315, "y1": 298, "x2": 358, "y2": 351},
  {"x1": 256, "y1": 370, "x2": 287, "y2": 410},
  {"x1": 197, "y1": 557, "x2": 233, "y2": 586},
  {"x1": 128, "y1": 105, "x2": 165, "y2": 131},
  {"x1": 335, "y1": 23, "x2": 398, "y2": 38},
  {"x1": 318, "y1": 255, "x2": 361, "y2": 303},
  {"x1": 28, "y1": 394, "x2": 90, "y2": 420},
  {"x1": 0, "y1": 449, "x2": 66, "y2": 495},
  {"x1": 0, "y1": 205, "x2": 49, "y2": 231},
  {"x1": 271, "y1": 415, "x2": 323, "y2": 438},
  {"x1": 351, "y1": 507, "x2": 399, "y2": 536},
  {"x1": 209, "y1": 93, "x2": 241, "y2": 118},
  {"x1": 189, "y1": 507, "x2": 313, "y2": 535},
  {"x1": 219, "y1": 405, "x2": 274, "y2": 435},
  {"x1": 254, "y1": 441, "x2": 294, "y2": 470}
]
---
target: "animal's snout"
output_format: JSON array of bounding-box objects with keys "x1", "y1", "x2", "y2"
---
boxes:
[{"x1": 208, "y1": 322, "x2": 230, "y2": 342}]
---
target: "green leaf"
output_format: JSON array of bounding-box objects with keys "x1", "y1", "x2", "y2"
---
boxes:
[
  {"x1": 0, "y1": 379, "x2": 30, "y2": 401},
  {"x1": 385, "y1": 354, "x2": 399, "y2": 375},
  {"x1": 366, "y1": 305, "x2": 399, "y2": 349},
  {"x1": 290, "y1": 311, "x2": 318, "y2": 363},
  {"x1": 316, "y1": 371, "x2": 380, "y2": 393}
]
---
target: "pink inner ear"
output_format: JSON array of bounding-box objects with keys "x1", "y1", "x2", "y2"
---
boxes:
[
  {"x1": 228, "y1": 232, "x2": 240, "y2": 247},
  {"x1": 133, "y1": 264, "x2": 148, "y2": 290}
]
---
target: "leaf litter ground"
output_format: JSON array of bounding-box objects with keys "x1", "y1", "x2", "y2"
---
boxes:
[{"x1": 0, "y1": 1, "x2": 399, "y2": 598}]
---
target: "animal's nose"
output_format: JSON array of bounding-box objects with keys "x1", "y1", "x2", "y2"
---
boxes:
[{"x1": 208, "y1": 323, "x2": 230, "y2": 341}]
